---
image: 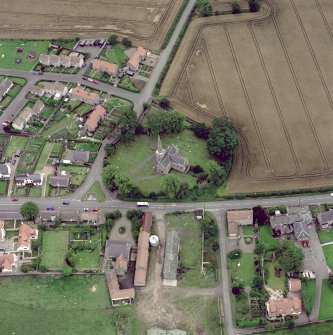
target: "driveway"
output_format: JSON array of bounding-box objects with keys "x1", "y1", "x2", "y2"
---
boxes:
[{"x1": 109, "y1": 216, "x2": 136, "y2": 248}]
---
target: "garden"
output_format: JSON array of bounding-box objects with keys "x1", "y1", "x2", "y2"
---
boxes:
[
  {"x1": 99, "y1": 44, "x2": 128, "y2": 67},
  {"x1": 0, "y1": 275, "x2": 144, "y2": 335},
  {"x1": 319, "y1": 279, "x2": 333, "y2": 320},
  {"x1": 0, "y1": 75, "x2": 27, "y2": 110},
  {"x1": 165, "y1": 212, "x2": 218, "y2": 288},
  {"x1": 322, "y1": 244, "x2": 333, "y2": 270},
  {"x1": 118, "y1": 75, "x2": 140, "y2": 93},
  {"x1": 5, "y1": 135, "x2": 28, "y2": 158},
  {"x1": 40, "y1": 231, "x2": 69, "y2": 270}
]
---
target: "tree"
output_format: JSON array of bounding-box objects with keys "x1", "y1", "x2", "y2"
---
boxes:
[
  {"x1": 329, "y1": 273, "x2": 333, "y2": 288},
  {"x1": 200, "y1": 214, "x2": 218, "y2": 238},
  {"x1": 122, "y1": 37, "x2": 132, "y2": 47},
  {"x1": 253, "y1": 206, "x2": 268, "y2": 226},
  {"x1": 159, "y1": 98, "x2": 170, "y2": 110},
  {"x1": 54, "y1": 216, "x2": 62, "y2": 228},
  {"x1": 146, "y1": 109, "x2": 185, "y2": 135},
  {"x1": 192, "y1": 122, "x2": 209, "y2": 139},
  {"x1": 62, "y1": 265, "x2": 73, "y2": 277},
  {"x1": 207, "y1": 160, "x2": 226, "y2": 186},
  {"x1": 279, "y1": 240, "x2": 304, "y2": 272},
  {"x1": 119, "y1": 108, "x2": 137, "y2": 142},
  {"x1": 207, "y1": 117, "x2": 239, "y2": 161},
  {"x1": 231, "y1": 0, "x2": 241, "y2": 14},
  {"x1": 21, "y1": 201, "x2": 39, "y2": 221},
  {"x1": 163, "y1": 175, "x2": 189, "y2": 199},
  {"x1": 197, "y1": 0, "x2": 212, "y2": 16},
  {"x1": 254, "y1": 241, "x2": 266, "y2": 255},
  {"x1": 108, "y1": 34, "x2": 118, "y2": 45},
  {"x1": 105, "y1": 144, "x2": 116, "y2": 156},
  {"x1": 146, "y1": 109, "x2": 165, "y2": 134},
  {"x1": 248, "y1": 0, "x2": 262, "y2": 12}
]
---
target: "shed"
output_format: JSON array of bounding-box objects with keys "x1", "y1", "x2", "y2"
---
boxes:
[
  {"x1": 163, "y1": 231, "x2": 180, "y2": 286},
  {"x1": 288, "y1": 278, "x2": 302, "y2": 292}
]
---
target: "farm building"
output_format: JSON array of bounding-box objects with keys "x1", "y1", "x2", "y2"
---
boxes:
[
  {"x1": 134, "y1": 211, "x2": 152, "y2": 287},
  {"x1": 92, "y1": 59, "x2": 119, "y2": 76},
  {"x1": 227, "y1": 209, "x2": 253, "y2": 226},
  {"x1": 105, "y1": 269, "x2": 135, "y2": 306},
  {"x1": 163, "y1": 231, "x2": 180, "y2": 287},
  {"x1": 0, "y1": 78, "x2": 13, "y2": 101},
  {"x1": 105, "y1": 240, "x2": 131, "y2": 260}
]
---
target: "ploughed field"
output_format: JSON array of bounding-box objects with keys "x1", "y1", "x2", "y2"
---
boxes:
[
  {"x1": 161, "y1": 0, "x2": 333, "y2": 193},
  {"x1": 0, "y1": 0, "x2": 184, "y2": 50}
]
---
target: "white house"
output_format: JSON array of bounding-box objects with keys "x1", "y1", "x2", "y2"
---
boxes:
[
  {"x1": 15, "y1": 174, "x2": 43, "y2": 187},
  {"x1": 0, "y1": 164, "x2": 11, "y2": 179}
]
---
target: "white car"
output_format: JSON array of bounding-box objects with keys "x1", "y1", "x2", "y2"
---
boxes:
[{"x1": 83, "y1": 208, "x2": 89, "y2": 211}]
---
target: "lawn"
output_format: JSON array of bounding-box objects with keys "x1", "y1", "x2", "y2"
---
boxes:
[
  {"x1": 118, "y1": 75, "x2": 140, "y2": 92},
  {"x1": 35, "y1": 142, "x2": 53, "y2": 170},
  {"x1": 165, "y1": 212, "x2": 217, "y2": 288},
  {"x1": 75, "y1": 235, "x2": 101, "y2": 269},
  {"x1": 0, "y1": 180, "x2": 8, "y2": 195},
  {"x1": 318, "y1": 229, "x2": 333, "y2": 244},
  {"x1": 322, "y1": 244, "x2": 333, "y2": 270},
  {"x1": 42, "y1": 114, "x2": 78, "y2": 138},
  {"x1": 82, "y1": 180, "x2": 106, "y2": 202},
  {"x1": 0, "y1": 275, "x2": 145, "y2": 335},
  {"x1": 102, "y1": 44, "x2": 128, "y2": 66},
  {"x1": 242, "y1": 225, "x2": 254, "y2": 235},
  {"x1": 0, "y1": 40, "x2": 50, "y2": 70},
  {"x1": 266, "y1": 261, "x2": 285, "y2": 291},
  {"x1": 229, "y1": 253, "x2": 256, "y2": 286},
  {"x1": 258, "y1": 226, "x2": 280, "y2": 250},
  {"x1": 107, "y1": 130, "x2": 210, "y2": 196},
  {"x1": 302, "y1": 279, "x2": 316, "y2": 314},
  {"x1": 5, "y1": 135, "x2": 28, "y2": 158},
  {"x1": 41, "y1": 231, "x2": 68, "y2": 269},
  {"x1": 319, "y1": 279, "x2": 333, "y2": 320}
]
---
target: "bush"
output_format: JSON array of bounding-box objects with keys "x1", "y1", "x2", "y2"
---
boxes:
[
  {"x1": 63, "y1": 265, "x2": 73, "y2": 277},
  {"x1": 231, "y1": 0, "x2": 241, "y2": 14},
  {"x1": 228, "y1": 249, "x2": 242, "y2": 260},
  {"x1": 238, "y1": 319, "x2": 261, "y2": 328},
  {"x1": 248, "y1": 0, "x2": 262, "y2": 12},
  {"x1": 39, "y1": 265, "x2": 47, "y2": 273},
  {"x1": 21, "y1": 264, "x2": 35, "y2": 273},
  {"x1": 191, "y1": 165, "x2": 204, "y2": 174}
]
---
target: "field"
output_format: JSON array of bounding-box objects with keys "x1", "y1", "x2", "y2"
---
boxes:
[
  {"x1": 165, "y1": 212, "x2": 217, "y2": 287},
  {"x1": 106, "y1": 130, "x2": 210, "y2": 196},
  {"x1": 41, "y1": 231, "x2": 68, "y2": 269},
  {"x1": 0, "y1": 275, "x2": 145, "y2": 335},
  {"x1": 319, "y1": 279, "x2": 333, "y2": 320},
  {"x1": 0, "y1": 0, "x2": 185, "y2": 51},
  {"x1": 0, "y1": 40, "x2": 49, "y2": 70},
  {"x1": 161, "y1": 0, "x2": 333, "y2": 193}
]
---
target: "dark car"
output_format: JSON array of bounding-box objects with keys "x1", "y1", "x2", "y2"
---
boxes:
[
  {"x1": 62, "y1": 201, "x2": 70, "y2": 205},
  {"x1": 47, "y1": 206, "x2": 55, "y2": 211}
]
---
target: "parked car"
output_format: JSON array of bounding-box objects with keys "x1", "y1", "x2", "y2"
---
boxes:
[
  {"x1": 82, "y1": 63, "x2": 86, "y2": 67},
  {"x1": 62, "y1": 201, "x2": 70, "y2": 205},
  {"x1": 47, "y1": 206, "x2": 55, "y2": 211},
  {"x1": 83, "y1": 208, "x2": 89, "y2": 211},
  {"x1": 11, "y1": 197, "x2": 18, "y2": 202},
  {"x1": 82, "y1": 77, "x2": 87, "y2": 81},
  {"x1": 93, "y1": 80, "x2": 98, "y2": 84},
  {"x1": 87, "y1": 78, "x2": 93, "y2": 82},
  {"x1": 91, "y1": 207, "x2": 98, "y2": 211},
  {"x1": 0, "y1": 248, "x2": 5, "y2": 252}
]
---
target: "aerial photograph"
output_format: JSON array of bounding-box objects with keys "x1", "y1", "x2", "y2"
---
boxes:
[{"x1": 0, "y1": 0, "x2": 333, "y2": 334}]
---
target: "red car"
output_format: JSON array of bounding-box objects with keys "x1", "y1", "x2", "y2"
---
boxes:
[
  {"x1": 91, "y1": 207, "x2": 98, "y2": 212},
  {"x1": 11, "y1": 197, "x2": 18, "y2": 201},
  {"x1": 93, "y1": 80, "x2": 98, "y2": 84}
]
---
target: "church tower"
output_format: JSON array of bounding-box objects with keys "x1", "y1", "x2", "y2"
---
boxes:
[{"x1": 155, "y1": 134, "x2": 165, "y2": 162}]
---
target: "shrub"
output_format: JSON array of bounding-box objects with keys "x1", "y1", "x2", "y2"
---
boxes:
[
  {"x1": 39, "y1": 265, "x2": 47, "y2": 273},
  {"x1": 191, "y1": 165, "x2": 204, "y2": 174},
  {"x1": 228, "y1": 249, "x2": 242, "y2": 260},
  {"x1": 248, "y1": 0, "x2": 262, "y2": 12},
  {"x1": 63, "y1": 265, "x2": 73, "y2": 277},
  {"x1": 231, "y1": 0, "x2": 241, "y2": 14}
]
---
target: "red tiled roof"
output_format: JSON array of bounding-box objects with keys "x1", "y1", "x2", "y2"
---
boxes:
[
  {"x1": 85, "y1": 105, "x2": 106, "y2": 131},
  {"x1": 92, "y1": 59, "x2": 119, "y2": 75},
  {"x1": 127, "y1": 46, "x2": 146, "y2": 69},
  {"x1": 266, "y1": 297, "x2": 302, "y2": 318}
]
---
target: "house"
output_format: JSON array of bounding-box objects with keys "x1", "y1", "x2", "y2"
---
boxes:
[
  {"x1": 29, "y1": 85, "x2": 45, "y2": 97},
  {"x1": 60, "y1": 55, "x2": 71, "y2": 68},
  {"x1": 115, "y1": 255, "x2": 129, "y2": 276},
  {"x1": 288, "y1": 278, "x2": 302, "y2": 292},
  {"x1": 105, "y1": 240, "x2": 131, "y2": 260},
  {"x1": 266, "y1": 297, "x2": 302, "y2": 319},
  {"x1": 293, "y1": 220, "x2": 310, "y2": 241},
  {"x1": 32, "y1": 100, "x2": 44, "y2": 115},
  {"x1": 69, "y1": 87, "x2": 100, "y2": 105},
  {"x1": 39, "y1": 54, "x2": 50, "y2": 66},
  {"x1": 92, "y1": 59, "x2": 119, "y2": 76},
  {"x1": 134, "y1": 211, "x2": 152, "y2": 287},
  {"x1": 50, "y1": 175, "x2": 70, "y2": 188},
  {"x1": 0, "y1": 221, "x2": 5, "y2": 242},
  {"x1": 0, "y1": 253, "x2": 17, "y2": 272},
  {"x1": 106, "y1": 269, "x2": 135, "y2": 306},
  {"x1": 227, "y1": 210, "x2": 253, "y2": 226},
  {"x1": 16, "y1": 223, "x2": 38, "y2": 252},
  {"x1": 0, "y1": 78, "x2": 13, "y2": 101},
  {"x1": 70, "y1": 54, "x2": 84, "y2": 68},
  {"x1": 84, "y1": 105, "x2": 106, "y2": 133},
  {"x1": 38, "y1": 210, "x2": 79, "y2": 223},
  {"x1": 64, "y1": 150, "x2": 89, "y2": 164},
  {"x1": 228, "y1": 220, "x2": 239, "y2": 238},
  {"x1": 127, "y1": 46, "x2": 147, "y2": 71},
  {"x1": 49, "y1": 55, "x2": 61, "y2": 67},
  {"x1": 79, "y1": 210, "x2": 105, "y2": 225},
  {"x1": 317, "y1": 210, "x2": 333, "y2": 229},
  {"x1": 12, "y1": 107, "x2": 33, "y2": 131},
  {"x1": 155, "y1": 135, "x2": 190, "y2": 175},
  {"x1": 15, "y1": 174, "x2": 43, "y2": 187},
  {"x1": 42, "y1": 81, "x2": 68, "y2": 98},
  {"x1": 0, "y1": 164, "x2": 11, "y2": 179},
  {"x1": 163, "y1": 231, "x2": 180, "y2": 286}
]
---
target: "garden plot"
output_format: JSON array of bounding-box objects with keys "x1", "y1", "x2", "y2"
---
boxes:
[{"x1": 161, "y1": 0, "x2": 333, "y2": 194}]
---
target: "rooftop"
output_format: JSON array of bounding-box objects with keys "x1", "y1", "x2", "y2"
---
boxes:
[{"x1": 163, "y1": 231, "x2": 180, "y2": 281}]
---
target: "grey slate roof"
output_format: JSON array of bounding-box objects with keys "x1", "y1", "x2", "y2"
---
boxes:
[
  {"x1": 293, "y1": 220, "x2": 310, "y2": 241},
  {"x1": 65, "y1": 150, "x2": 89, "y2": 163},
  {"x1": 50, "y1": 175, "x2": 70, "y2": 187},
  {"x1": 0, "y1": 164, "x2": 9, "y2": 175},
  {"x1": 105, "y1": 240, "x2": 131, "y2": 259},
  {"x1": 0, "y1": 78, "x2": 13, "y2": 98},
  {"x1": 270, "y1": 214, "x2": 300, "y2": 228},
  {"x1": 0, "y1": 211, "x2": 23, "y2": 220},
  {"x1": 15, "y1": 174, "x2": 42, "y2": 183},
  {"x1": 317, "y1": 211, "x2": 333, "y2": 225},
  {"x1": 163, "y1": 231, "x2": 180, "y2": 281}
]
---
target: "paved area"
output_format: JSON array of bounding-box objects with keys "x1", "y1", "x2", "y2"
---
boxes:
[{"x1": 109, "y1": 216, "x2": 136, "y2": 248}]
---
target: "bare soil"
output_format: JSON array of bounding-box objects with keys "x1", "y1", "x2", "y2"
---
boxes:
[
  {"x1": 161, "y1": 0, "x2": 333, "y2": 193},
  {"x1": 0, "y1": 0, "x2": 184, "y2": 50}
]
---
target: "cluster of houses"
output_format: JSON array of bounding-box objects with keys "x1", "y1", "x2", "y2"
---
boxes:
[
  {"x1": 0, "y1": 222, "x2": 38, "y2": 272},
  {"x1": 39, "y1": 53, "x2": 84, "y2": 69},
  {"x1": 12, "y1": 100, "x2": 45, "y2": 131},
  {"x1": 29, "y1": 81, "x2": 68, "y2": 100},
  {"x1": 0, "y1": 77, "x2": 13, "y2": 101},
  {"x1": 92, "y1": 45, "x2": 147, "y2": 79}
]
